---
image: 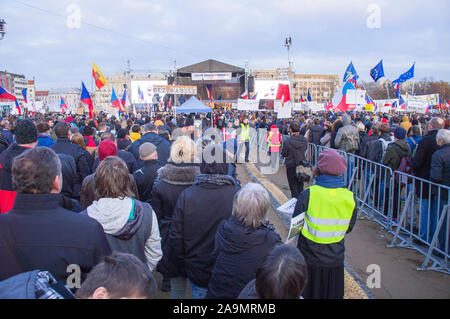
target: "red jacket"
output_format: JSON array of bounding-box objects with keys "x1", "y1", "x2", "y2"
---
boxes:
[{"x1": 0, "y1": 144, "x2": 32, "y2": 214}]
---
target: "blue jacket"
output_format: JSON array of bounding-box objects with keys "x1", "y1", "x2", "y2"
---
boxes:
[
  {"x1": 128, "y1": 132, "x2": 171, "y2": 168},
  {"x1": 37, "y1": 134, "x2": 55, "y2": 147}
]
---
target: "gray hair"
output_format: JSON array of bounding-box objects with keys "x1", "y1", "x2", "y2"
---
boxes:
[
  {"x1": 232, "y1": 183, "x2": 270, "y2": 228},
  {"x1": 436, "y1": 129, "x2": 450, "y2": 145}
]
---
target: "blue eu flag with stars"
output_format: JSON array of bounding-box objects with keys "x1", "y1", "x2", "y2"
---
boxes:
[
  {"x1": 392, "y1": 63, "x2": 415, "y2": 84},
  {"x1": 370, "y1": 60, "x2": 384, "y2": 82}
]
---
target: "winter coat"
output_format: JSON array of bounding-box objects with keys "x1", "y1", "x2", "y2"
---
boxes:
[
  {"x1": 0, "y1": 193, "x2": 111, "y2": 282},
  {"x1": 0, "y1": 143, "x2": 31, "y2": 214},
  {"x1": 430, "y1": 144, "x2": 450, "y2": 200},
  {"x1": 367, "y1": 133, "x2": 393, "y2": 163},
  {"x1": 237, "y1": 279, "x2": 260, "y2": 299},
  {"x1": 57, "y1": 153, "x2": 79, "y2": 199},
  {"x1": 130, "y1": 132, "x2": 141, "y2": 143},
  {"x1": 0, "y1": 128, "x2": 13, "y2": 145},
  {"x1": 334, "y1": 125, "x2": 360, "y2": 153},
  {"x1": 50, "y1": 138, "x2": 90, "y2": 189},
  {"x1": 206, "y1": 216, "x2": 281, "y2": 299},
  {"x1": 167, "y1": 174, "x2": 241, "y2": 288},
  {"x1": 308, "y1": 125, "x2": 324, "y2": 145},
  {"x1": 281, "y1": 134, "x2": 307, "y2": 168},
  {"x1": 320, "y1": 132, "x2": 332, "y2": 148},
  {"x1": 0, "y1": 133, "x2": 9, "y2": 155},
  {"x1": 293, "y1": 176, "x2": 357, "y2": 267},
  {"x1": 412, "y1": 130, "x2": 440, "y2": 199},
  {"x1": 128, "y1": 132, "x2": 171, "y2": 168},
  {"x1": 153, "y1": 163, "x2": 200, "y2": 278},
  {"x1": 37, "y1": 133, "x2": 55, "y2": 147},
  {"x1": 406, "y1": 135, "x2": 422, "y2": 157},
  {"x1": 382, "y1": 139, "x2": 411, "y2": 172},
  {"x1": 359, "y1": 134, "x2": 378, "y2": 159},
  {"x1": 86, "y1": 197, "x2": 162, "y2": 271},
  {"x1": 133, "y1": 159, "x2": 162, "y2": 205}
]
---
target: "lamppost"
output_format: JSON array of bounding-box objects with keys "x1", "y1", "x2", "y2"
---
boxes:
[
  {"x1": 284, "y1": 37, "x2": 293, "y2": 102},
  {"x1": 0, "y1": 19, "x2": 6, "y2": 40}
]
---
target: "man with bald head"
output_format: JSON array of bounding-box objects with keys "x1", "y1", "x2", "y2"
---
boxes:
[{"x1": 412, "y1": 117, "x2": 445, "y2": 243}]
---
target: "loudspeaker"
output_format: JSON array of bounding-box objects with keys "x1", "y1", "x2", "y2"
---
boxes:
[
  {"x1": 248, "y1": 76, "x2": 254, "y2": 92},
  {"x1": 168, "y1": 76, "x2": 175, "y2": 85}
]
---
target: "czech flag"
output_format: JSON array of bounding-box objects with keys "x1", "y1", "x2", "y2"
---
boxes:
[
  {"x1": 206, "y1": 84, "x2": 213, "y2": 101},
  {"x1": 300, "y1": 95, "x2": 305, "y2": 102},
  {"x1": 251, "y1": 92, "x2": 258, "y2": 100},
  {"x1": 81, "y1": 81, "x2": 94, "y2": 119},
  {"x1": 121, "y1": 89, "x2": 127, "y2": 109},
  {"x1": 275, "y1": 84, "x2": 290, "y2": 103},
  {"x1": 92, "y1": 62, "x2": 107, "y2": 90},
  {"x1": 399, "y1": 96, "x2": 406, "y2": 110},
  {"x1": 111, "y1": 87, "x2": 122, "y2": 111},
  {"x1": 60, "y1": 96, "x2": 68, "y2": 113},
  {"x1": 0, "y1": 86, "x2": 17, "y2": 102},
  {"x1": 241, "y1": 89, "x2": 248, "y2": 99},
  {"x1": 425, "y1": 104, "x2": 432, "y2": 113},
  {"x1": 22, "y1": 88, "x2": 28, "y2": 104}
]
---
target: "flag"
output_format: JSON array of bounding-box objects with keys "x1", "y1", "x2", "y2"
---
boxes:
[
  {"x1": 370, "y1": 60, "x2": 384, "y2": 82},
  {"x1": 138, "y1": 85, "x2": 144, "y2": 101},
  {"x1": 335, "y1": 80, "x2": 357, "y2": 112},
  {"x1": 15, "y1": 100, "x2": 21, "y2": 115},
  {"x1": 392, "y1": 101, "x2": 398, "y2": 109},
  {"x1": 343, "y1": 61, "x2": 359, "y2": 82},
  {"x1": 395, "y1": 83, "x2": 400, "y2": 98},
  {"x1": 276, "y1": 84, "x2": 290, "y2": 103},
  {"x1": 307, "y1": 89, "x2": 312, "y2": 101},
  {"x1": 365, "y1": 94, "x2": 376, "y2": 111},
  {"x1": 392, "y1": 63, "x2": 415, "y2": 84},
  {"x1": 92, "y1": 62, "x2": 107, "y2": 90},
  {"x1": 300, "y1": 95, "x2": 305, "y2": 102},
  {"x1": 21, "y1": 88, "x2": 28, "y2": 104},
  {"x1": 60, "y1": 96, "x2": 68, "y2": 113},
  {"x1": 206, "y1": 84, "x2": 213, "y2": 101},
  {"x1": 399, "y1": 96, "x2": 406, "y2": 110},
  {"x1": 81, "y1": 81, "x2": 94, "y2": 119},
  {"x1": 0, "y1": 86, "x2": 17, "y2": 102},
  {"x1": 425, "y1": 104, "x2": 432, "y2": 113},
  {"x1": 241, "y1": 89, "x2": 248, "y2": 99},
  {"x1": 251, "y1": 92, "x2": 258, "y2": 100},
  {"x1": 121, "y1": 89, "x2": 128, "y2": 109},
  {"x1": 111, "y1": 87, "x2": 122, "y2": 111}
]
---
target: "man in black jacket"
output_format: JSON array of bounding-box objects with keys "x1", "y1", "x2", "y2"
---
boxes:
[
  {"x1": 50, "y1": 122, "x2": 90, "y2": 198},
  {"x1": 308, "y1": 118, "x2": 323, "y2": 145},
  {"x1": 133, "y1": 142, "x2": 161, "y2": 205},
  {"x1": 128, "y1": 123, "x2": 170, "y2": 168},
  {"x1": 413, "y1": 117, "x2": 445, "y2": 242},
  {"x1": 0, "y1": 147, "x2": 111, "y2": 282},
  {"x1": 0, "y1": 119, "x2": 37, "y2": 214},
  {"x1": 167, "y1": 144, "x2": 240, "y2": 298},
  {"x1": 281, "y1": 121, "x2": 308, "y2": 198}
]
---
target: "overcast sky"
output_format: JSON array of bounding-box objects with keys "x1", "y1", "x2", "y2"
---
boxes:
[{"x1": 1, "y1": 0, "x2": 449, "y2": 89}]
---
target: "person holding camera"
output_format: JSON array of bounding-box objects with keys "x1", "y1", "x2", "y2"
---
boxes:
[{"x1": 281, "y1": 121, "x2": 308, "y2": 198}]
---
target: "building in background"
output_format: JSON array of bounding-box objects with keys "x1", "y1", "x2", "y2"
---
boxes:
[
  {"x1": 253, "y1": 68, "x2": 339, "y2": 104},
  {"x1": 0, "y1": 70, "x2": 27, "y2": 105}
]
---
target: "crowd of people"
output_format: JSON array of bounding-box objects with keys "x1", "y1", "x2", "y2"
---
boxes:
[{"x1": 0, "y1": 108, "x2": 448, "y2": 299}]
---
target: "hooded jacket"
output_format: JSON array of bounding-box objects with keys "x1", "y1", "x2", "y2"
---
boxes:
[
  {"x1": 382, "y1": 139, "x2": 411, "y2": 172},
  {"x1": 167, "y1": 173, "x2": 241, "y2": 288},
  {"x1": 206, "y1": 216, "x2": 281, "y2": 299},
  {"x1": 308, "y1": 125, "x2": 324, "y2": 145},
  {"x1": 281, "y1": 134, "x2": 307, "y2": 168},
  {"x1": 128, "y1": 132, "x2": 171, "y2": 168},
  {"x1": 86, "y1": 197, "x2": 162, "y2": 271}
]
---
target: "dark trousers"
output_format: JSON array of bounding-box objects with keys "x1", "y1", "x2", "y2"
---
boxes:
[{"x1": 286, "y1": 167, "x2": 304, "y2": 199}]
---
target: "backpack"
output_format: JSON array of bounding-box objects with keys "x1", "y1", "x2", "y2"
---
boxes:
[
  {"x1": 341, "y1": 133, "x2": 359, "y2": 153},
  {"x1": 374, "y1": 138, "x2": 392, "y2": 163},
  {"x1": 391, "y1": 143, "x2": 412, "y2": 185},
  {"x1": 408, "y1": 136, "x2": 418, "y2": 160}
]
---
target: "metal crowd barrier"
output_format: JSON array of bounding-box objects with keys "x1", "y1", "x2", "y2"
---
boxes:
[{"x1": 306, "y1": 142, "x2": 450, "y2": 274}]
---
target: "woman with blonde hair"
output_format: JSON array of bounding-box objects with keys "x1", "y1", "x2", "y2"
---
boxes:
[
  {"x1": 152, "y1": 135, "x2": 201, "y2": 297},
  {"x1": 71, "y1": 132, "x2": 94, "y2": 172}
]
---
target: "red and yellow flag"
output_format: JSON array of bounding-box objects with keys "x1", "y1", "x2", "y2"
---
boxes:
[{"x1": 92, "y1": 62, "x2": 106, "y2": 90}]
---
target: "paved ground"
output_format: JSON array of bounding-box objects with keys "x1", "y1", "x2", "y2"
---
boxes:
[{"x1": 249, "y1": 162, "x2": 450, "y2": 299}]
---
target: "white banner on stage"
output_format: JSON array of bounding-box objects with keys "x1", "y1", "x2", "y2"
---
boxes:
[
  {"x1": 237, "y1": 98, "x2": 259, "y2": 111},
  {"x1": 191, "y1": 73, "x2": 232, "y2": 81}
]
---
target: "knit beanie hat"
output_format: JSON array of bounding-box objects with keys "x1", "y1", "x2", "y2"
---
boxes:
[
  {"x1": 98, "y1": 140, "x2": 118, "y2": 161},
  {"x1": 15, "y1": 119, "x2": 38, "y2": 145},
  {"x1": 394, "y1": 127, "x2": 406, "y2": 140},
  {"x1": 318, "y1": 149, "x2": 347, "y2": 176}
]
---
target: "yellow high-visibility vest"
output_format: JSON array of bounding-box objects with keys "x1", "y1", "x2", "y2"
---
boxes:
[{"x1": 301, "y1": 185, "x2": 355, "y2": 244}]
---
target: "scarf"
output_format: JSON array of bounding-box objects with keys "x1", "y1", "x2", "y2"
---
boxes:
[
  {"x1": 314, "y1": 174, "x2": 345, "y2": 189},
  {"x1": 194, "y1": 174, "x2": 236, "y2": 186}
]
